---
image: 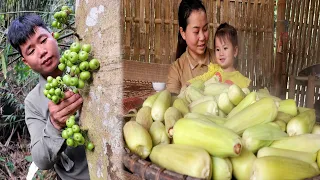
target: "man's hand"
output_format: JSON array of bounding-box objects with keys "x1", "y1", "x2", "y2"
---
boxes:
[{"x1": 48, "y1": 91, "x2": 83, "y2": 130}]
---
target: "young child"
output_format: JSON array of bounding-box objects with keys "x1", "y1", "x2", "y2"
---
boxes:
[
  {"x1": 166, "y1": 0, "x2": 215, "y2": 95},
  {"x1": 7, "y1": 14, "x2": 89, "y2": 179},
  {"x1": 188, "y1": 23, "x2": 251, "y2": 88}
]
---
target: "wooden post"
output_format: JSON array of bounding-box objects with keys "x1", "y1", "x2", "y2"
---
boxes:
[
  {"x1": 306, "y1": 75, "x2": 315, "y2": 108},
  {"x1": 75, "y1": 1, "x2": 138, "y2": 179},
  {"x1": 274, "y1": 0, "x2": 287, "y2": 97},
  {"x1": 288, "y1": 75, "x2": 295, "y2": 99}
]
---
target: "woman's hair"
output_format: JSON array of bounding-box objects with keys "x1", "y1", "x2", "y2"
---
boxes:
[
  {"x1": 176, "y1": 0, "x2": 206, "y2": 59},
  {"x1": 214, "y1": 22, "x2": 238, "y2": 48}
]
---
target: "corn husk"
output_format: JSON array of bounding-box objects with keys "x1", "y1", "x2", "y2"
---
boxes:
[
  {"x1": 190, "y1": 100, "x2": 219, "y2": 116},
  {"x1": 257, "y1": 147, "x2": 317, "y2": 164},
  {"x1": 216, "y1": 92, "x2": 234, "y2": 114},
  {"x1": 312, "y1": 123, "x2": 320, "y2": 134},
  {"x1": 218, "y1": 109, "x2": 227, "y2": 118},
  {"x1": 275, "y1": 111, "x2": 293, "y2": 123},
  {"x1": 173, "y1": 118, "x2": 242, "y2": 157},
  {"x1": 143, "y1": 92, "x2": 160, "y2": 108},
  {"x1": 230, "y1": 147, "x2": 256, "y2": 180},
  {"x1": 184, "y1": 112, "x2": 226, "y2": 125},
  {"x1": 286, "y1": 109, "x2": 316, "y2": 136},
  {"x1": 299, "y1": 107, "x2": 313, "y2": 113},
  {"x1": 149, "y1": 121, "x2": 170, "y2": 146},
  {"x1": 150, "y1": 144, "x2": 212, "y2": 179},
  {"x1": 189, "y1": 96, "x2": 215, "y2": 108},
  {"x1": 185, "y1": 86, "x2": 204, "y2": 103},
  {"x1": 278, "y1": 99, "x2": 298, "y2": 116},
  {"x1": 270, "y1": 134, "x2": 320, "y2": 153},
  {"x1": 274, "y1": 120, "x2": 286, "y2": 132},
  {"x1": 228, "y1": 91, "x2": 256, "y2": 118},
  {"x1": 224, "y1": 98, "x2": 278, "y2": 135},
  {"x1": 317, "y1": 150, "x2": 320, "y2": 169},
  {"x1": 204, "y1": 83, "x2": 230, "y2": 96},
  {"x1": 242, "y1": 88, "x2": 251, "y2": 95},
  {"x1": 123, "y1": 121, "x2": 152, "y2": 159},
  {"x1": 151, "y1": 90, "x2": 171, "y2": 121},
  {"x1": 190, "y1": 79, "x2": 205, "y2": 90},
  {"x1": 164, "y1": 107, "x2": 182, "y2": 138},
  {"x1": 211, "y1": 157, "x2": 232, "y2": 180},
  {"x1": 204, "y1": 75, "x2": 220, "y2": 86},
  {"x1": 172, "y1": 98, "x2": 189, "y2": 116},
  {"x1": 135, "y1": 106, "x2": 153, "y2": 130},
  {"x1": 256, "y1": 91, "x2": 282, "y2": 102},
  {"x1": 228, "y1": 84, "x2": 246, "y2": 105},
  {"x1": 250, "y1": 156, "x2": 319, "y2": 180}
]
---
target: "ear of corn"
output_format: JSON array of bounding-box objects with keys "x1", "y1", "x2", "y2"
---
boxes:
[
  {"x1": 164, "y1": 107, "x2": 182, "y2": 138},
  {"x1": 123, "y1": 121, "x2": 153, "y2": 159},
  {"x1": 172, "y1": 98, "x2": 189, "y2": 116},
  {"x1": 216, "y1": 93, "x2": 234, "y2": 114},
  {"x1": 149, "y1": 144, "x2": 212, "y2": 179},
  {"x1": 250, "y1": 156, "x2": 319, "y2": 180},
  {"x1": 143, "y1": 92, "x2": 161, "y2": 108},
  {"x1": 204, "y1": 83, "x2": 230, "y2": 96},
  {"x1": 170, "y1": 95, "x2": 178, "y2": 106},
  {"x1": 218, "y1": 109, "x2": 227, "y2": 118},
  {"x1": 312, "y1": 123, "x2": 320, "y2": 134},
  {"x1": 227, "y1": 91, "x2": 256, "y2": 118},
  {"x1": 190, "y1": 100, "x2": 219, "y2": 116},
  {"x1": 151, "y1": 90, "x2": 171, "y2": 121},
  {"x1": 184, "y1": 112, "x2": 226, "y2": 125},
  {"x1": 185, "y1": 86, "x2": 204, "y2": 103},
  {"x1": 230, "y1": 147, "x2": 256, "y2": 180},
  {"x1": 257, "y1": 147, "x2": 317, "y2": 164},
  {"x1": 256, "y1": 92, "x2": 282, "y2": 102},
  {"x1": 274, "y1": 111, "x2": 293, "y2": 123},
  {"x1": 173, "y1": 118, "x2": 242, "y2": 157},
  {"x1": 204, "y1": 75, "x2": 220, "y2": 86},
  {"x1": 299, "y1": 107, "x2": 313, "y2": 113},
  {"x1": 149, "y1": 121, "x2": 170, "y2": 146},
  {"x1": 286, "y1": 109, "x2": 316, "y2": 136},
  {"x1": 228, "y1": 84, "x2": 246, "y2": 105},
  {"x1": 211, "y1": 157, "x2": 232, "y2": 180},
  {"x1": 189, "y1": 96, "x2": 215, "y2": 108},
  {"x1": 242, "y1": 88, "x2": 251, "y2": 95},
  {"x1": 278, "y1": 99, "x2": 298, "y2": 116},
  {"x1": 317, "y1": 150, "x2": 320, "y2": 169},
  {"x1": 135, "y1": 106, "x2": 153, "y2": 130},
  {"x1": 190, "y1": 79, "x2": 205, "y2": 90},
  {"x1": 224, "y1": 98, "x2": 278, "y2": 135},
  {"x1": 270, "y1": 134, "x2": 320, "y2": 153},
  {"x1": 257, "y1": 87, "x2": 270, "y2": 95},
  {"x1": 242, "y1": 124, "x2": 288, "y2": 153},
  {"x1": 274, "y1": 120, "x2": 286, "y2": 132}
]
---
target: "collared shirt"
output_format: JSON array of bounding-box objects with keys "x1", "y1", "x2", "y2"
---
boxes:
[
  {"x1": 25, "y1": 75, "x2": 89, "y2": 180},
  {"x1": 166, "y1": 48, "x2": 215, "y2": 94}
]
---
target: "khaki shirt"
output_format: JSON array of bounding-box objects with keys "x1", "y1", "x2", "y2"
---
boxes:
[
  {"x1": 25, "y1": 75, "x2": 89, "y2": 180},
  {"x1": 166, "y1": 48, "x2": 215, "y2": 94}
]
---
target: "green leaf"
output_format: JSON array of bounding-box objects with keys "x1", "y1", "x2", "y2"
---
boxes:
[
  {"x1": 1, "y1": 52, "x2": 6, "y2": 79},
  {"x1": 6, "y1": 161, "x2": 14, "y2": 172},
  {"x1": 25, "y1": 155, "x2": 33, "y2": 162},
  {"x1": 0, "y1": 157, "x2": 5, "y2": 162}
]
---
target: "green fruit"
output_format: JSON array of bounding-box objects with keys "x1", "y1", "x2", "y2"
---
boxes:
[
  {"x1": 78, "y1": 51, "x2": 89, "y2": 61},
  {"x1": 73, "y1": 132, "x2": 83, "y2": 142},
  {"x1": 71, "y1": 65, "x2": 80, "y2": 75},
  {"x1": 55, "y1": 88, "x2": 62, "y2": 96},
  {"x1": 66, "y1": 60, "x2": 74, "y2": 67},
  {"x1": 60, "y1": 11, "x2": 67, "y2": 19},
  {"x1": 78, "y1": 136, "x2": 85, "y2": 145},
  {"x1": 56, "y1": 22, "x2": 62, "y2": 29},
  {"x1": 63, "y1": 75, "x2": 71, "y2": 86},
  {"x1": 51, "y1": 79, "x2": 58, "y2": 88},
  {"x1": 89, "y1": 59, "x2": 100, "y2": 70},
  {"x1": 61, "y1": 6, "x2": 69, "y2": 11},
  {"x1": 79, "y1": 61, "x2": 89, "y2": 71},
  {"x1": 56, "y1": 76, "x2": 62, "y2": 81},
  {"x1": 77, "y1": 79, "x2": 85, "y2": 89},
  {"x1": 81, "y1": 44, "x2": 91, "y2": 53},
  {"x1": 87, "y1": 142, "x2": 94, "y2": 151},
  {"x1": 72, "y1": 124, "x2": 80, "y2": 133},
  {"x1": 66, "y1": 138, "x2": 74, "y2": 146},
  {"x1": 59, "y1": 57, "x2": 66, "y2": 63},
  {"x1": 47, "y1": 76, "x2": 53, "y2": 83},
  {"x1": 52, "y1": 21, "x2": 58, "y2": 27},
  {"x1": 53, "y1": 32, "x2": 60, "y2": 39},
  {"x1": 54, "y1": 12, "x2": 61, "y2": 19},
  {"x1": 66, "y1": 118, "x2": 75, "y2": 128},
  {"x1": 70, "y1": 42, "x2": 81, "y2": 53},
  {"x1": 73, "y1": 88, "x2": 79, "y2": 94},
  {"x1": 49, "y1": 88, "x2": 55, "y2": 95},
  {"x1": 62, "y1": 130, "x2": 69, "y2": 139},
  {"x1": 68, "y1": 52, "x2": 79, "y2": 64},
  {"x1": 63, "y1": 50, "x2": 71, "y2": 60},
  {"x1": 46, "y1": 94, "x2": 52, "y2": 100},
  {"x1": 43, "y1": 89, "x2": 49, "y2": 96},
  {"x1": 70, "y1": 77, "x2": 79, "y2": 87},
  {"x1": 45, "y1": 83, "x2": 52, "y2": 90},
  {"x1": 66, "y1": 128, "x2": 74, "y2": 137},
  {"x1": 60, "y1": 92, "x2": 65, "y2": 99},
  {"x1": 79, "y1": 71, "x2": 91, "y2": 81}
]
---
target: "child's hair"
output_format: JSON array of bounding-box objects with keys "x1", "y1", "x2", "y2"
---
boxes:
[
  {"x1": 214, "y1": 22, "x2": 238, "y2": 49},
  {"x1": 7, "y1": 14, "x2": 48, "y2": 55},
  {"x1": 176, "y1": 0, "x2": 206, "y2": 59}
]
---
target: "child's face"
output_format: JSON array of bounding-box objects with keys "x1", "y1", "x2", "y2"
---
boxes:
[
  {"x1": 180, "y1": 10, "x2": 209, "y2": 60},
  {"x1": 20, "y1": 27, "x2": 60, "y2": 78},
  {"x1": 215, "y1": 37, "x2": 238, "y2": 71}
]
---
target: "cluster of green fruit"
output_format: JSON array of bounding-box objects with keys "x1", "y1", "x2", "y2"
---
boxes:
[
  {"x1": 43, "y1": 76, "x2": 66, "y2": 104},
  {"x1": 62, "y1": 115, "x2": 95, "y2": 151},
  {"x1": 52, "y1": 5, "x2": 73, "y2": 39}
]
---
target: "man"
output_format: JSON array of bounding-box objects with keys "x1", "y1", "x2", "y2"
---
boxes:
[{"x1": 7, "y1": 14, "x2": 89, "y2": 179}]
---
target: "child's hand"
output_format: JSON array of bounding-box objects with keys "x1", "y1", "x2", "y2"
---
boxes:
[{"x1": 48, "y1": 90, "x2": 83, "y2": 130}]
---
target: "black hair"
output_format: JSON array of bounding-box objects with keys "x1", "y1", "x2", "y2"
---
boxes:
[
  {"x1": 176, "y1": 0, "x2": 206, "y2": 59},
  {"x1": 214, "y1": 22, "x2": 238, "y2": 49},
  {"x1": 7, "y1": 14, "x2": 48, "y2": 55}
]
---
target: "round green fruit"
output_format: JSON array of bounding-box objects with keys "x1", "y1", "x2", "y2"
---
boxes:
[
  {"x1": 66, "y1": 128, "x2": 74, "y2": 137},
  {"x1": 70, "y1": 42, "x2": 81, "y2": 53},
  {"x1": 55, "y1": 88, "x2": 62, "y2": 96},
  {"x1": 68, "y1": 52, "x2": 79, "y2": 64},
  {"x1": 70, "y1": 77, "x2": 79, "y2": 87},
  {"x1": 51, "y1": 79, "x2": 59, "y2": 88},
  {"x1": 43, "y1": 89, "x2": 49, "y2": 96},
  {"x1": 77, "y1": 79, "x2": 85, "y2": 89},
  {"x1": 49, "y1": 88, "x2": 55, "y2": 95},
  {"x1": 78, "y1": 51, "x2": 89, "y2": 62},
  {"x1": 53, "y1": 32, "x2": 60, "y2": 39},
  {"x1": 62, "y1": 130, "x2": 69, "y2": 139},
  {"x1": 87, "y1": 142, "x2": 95, "y2": 151},
  {"x1": 79, "y1": 61, "x2": 89, "y2": 71},
  {"x1": 81, "y1": 44, "x2": 92, "y2": 53},
  {"x1": 66, "y1": 118, "x2": 75, "y2": 128},
  {"x1": 73, "y1": 132, "x2": 83, "y2": 142},
  {"x1": 52, "y1": 21, "x2": 58, "y2": 27},
  {"x1": 72, "y1": 124, "x2": 80, "y2": 133},
  {"x1": 89, "y1": 59, "x2": 100, "y2": 70},
  {"x1": 79, "y1": 71, "x2": 91, "y2": 81},
  {"x1": 66, "y1": 138, "x2": 74, "y2": 146}
]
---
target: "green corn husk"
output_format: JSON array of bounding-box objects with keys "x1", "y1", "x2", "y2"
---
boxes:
[
  {"x1": 149, "y1": 144, "x2": 212, "y2": 179},
  {"x1": 216, "y1": 93, "x2": 234, "y2": 114},
  {"x1": 189, "y1": 96, "x2": 215, "y2": 108},
  {"x1": 204, "y1": 75, "x2": 220, "y2": 86},
  {"x1": 218, "y1": 109, "x2": 227, "y2": 118},
  {"x1": 172, "y1": 98, "x2": 189, "y2": 116},
  {"x1": 228, "y1": 84, "x2": 246, "y2": 105},
  {"x1": 270, "y1": 134, "x2": 320, "y2": 153},
  {"x1": 164, "y1": 107, "x2": 182, "y2": 138},
  {"x1": 211, "y1": 157, "x2": 232, "y2": 180},
  {"x1": 123, "y1": 121, "x2": 153, "y2": 159},
  {"x1": 257, "y1": 147, "x2": 317, "y2": 164},
  {"x1": 267, "y1": 122, "x2": 282, "y2": 130},
  {"x1": 184, "y1": 112, "x2": 226, "y2": 125},
  {"x1": 224, "y1": 98, "x2": 278, "y2": 135},
  {"x1": 299, "y1": 107, "x2": 313, "y2": 113},
  {"x1": 242, "y1": 88, "x2": 251, "y2": 95},
  {"x1": 257, "y1": 87, "x2": 270, "y2": 95},
  {"x1": 312, "y1": 123, "x2": 320, "y2": 134},
  {"x1": 185, "y1": 86, "x2": 204, "y2": 103},
  {"x1": 274, "y1": 111, "x2": 293, "y2": 123},
  {"x1": 286, "y1": 109, "x2": 316, "y2": 136},
  {"x1": 228, "y1": 91, "x2": 256, "y2": 118},
  {"x1": 149, "y1": 121, "x2": 170, "y2": 146},
  {"x1": 256, "y1": 91, "x2": 282, "y2": 102},
  {"x1": 274, "y1": 120, "x2": 287, "y2": 132},
  {"x1": 190, "y1": 100, "x2": 219, "y2": 116},
  {"x1": 170, "y1": 95, "x2": 178, "y2": 106},
  {"x1": 278, "y1": 99, "x2": 298, "y2": 116},
  {"x1": 317, "y1": 150, "x2": 320, "y2": 169},
  {"x1": 151, "y1": 90, "x2": 171, "y2": 121},
  {"x1": 204, "y1": 83, "x2": 230, "y2": 96},
  {"x1": 143, "y1": 92, "x2": 161, "y2": 108},
  {"x1": 242, "y1": 124, "x2": 288, "y2": 153},
  {"x1": 135, "y1": 106, "x2": 153, "y2": 130},
  {"x1": 230, "y1": 147, "x2": 256, "y2": 180},
  {"x1": 173, "y1": 118, "x2": 242, "y2": 157},
  {"x1": 250, "y1": 156, "x2": 319, "y2": 180},
  {"x1": 190, "y1": 79, "x2": 205, "y2": 90}
]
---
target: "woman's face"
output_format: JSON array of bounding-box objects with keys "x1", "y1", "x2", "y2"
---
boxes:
[{"x1": 180, "y1": 10, "x2": 209, "y2": 60}]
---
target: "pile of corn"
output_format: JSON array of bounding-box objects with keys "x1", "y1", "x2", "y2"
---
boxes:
[{"x1": 123, "y1": 77, "x2": 320, "y2": 180}]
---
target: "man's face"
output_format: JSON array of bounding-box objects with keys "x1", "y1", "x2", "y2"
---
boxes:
[{"x1": 20, "y1": 27, "x2": 60, "y2": 77}]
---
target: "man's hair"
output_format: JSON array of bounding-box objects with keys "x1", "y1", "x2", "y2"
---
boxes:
[{"x1": 7, "y1": 14, "x2": 48, "y2": 55}]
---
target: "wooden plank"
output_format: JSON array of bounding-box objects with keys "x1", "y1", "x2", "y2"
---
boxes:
[
  {"x1": 310, "y1": 0, "x2": 319, "y2": 66},
  {"x1": 164, "y1": 0, "x2": 170, "y2": 64},
  {"x1": 217, "y1": 0, "x2": 221, "y2": 23},
  {"x1": 297, "y1": 0, "x2": 310, "y2": 72},
  {"x1": 305, "y1": 0, "x2": 315, "y2": 68},
  {"x1": 134, "y1": 0, "x2": 141, "y2": 61},
  {"x1": 140, "y1": 0, "x2": 146, "y2": 62},
  {"x1": 155, "y1": 0, "x2": 161, "y2": 63},
  {"x1": 315, "y1": 0, "x2": 320, "y2": 65},
  {"x1": 150, "y1": 0, "x2": 155, "y2": 62},
  {"x1": 145, "y1": 0, "x2": 150, "y2": 62},
  {"x1": 124, "y1": 0, "x2": 132, "y2": 60},
  {"x1": 292, "y1": 0, "x2": 303, "y2": 75},
  {"x1": 307, "y1": 76, "x2": 316, "y2": 108},
  {"x1": 123, "y1": 60, "x2": 170, "y2": 82}
]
